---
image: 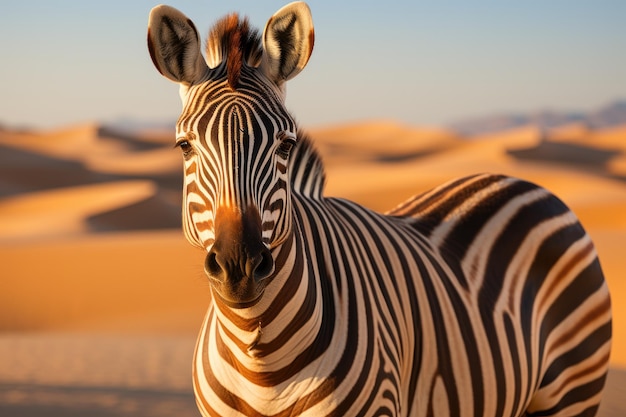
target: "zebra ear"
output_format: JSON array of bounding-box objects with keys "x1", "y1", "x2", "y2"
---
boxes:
[
  {"x1": 260, "y1": 2, "x2": 314, "y2": 86},
  {"x1": 147, "y1": 5, "x2": 209, "y2": 86}
]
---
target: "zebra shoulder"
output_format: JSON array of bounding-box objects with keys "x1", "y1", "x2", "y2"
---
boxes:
[
  {"x1": 387, "y1": 173, "x2": 576, "y2": 233},
  {"x1": 385, "y1": 173, "x2": 594, "y2": 271}
]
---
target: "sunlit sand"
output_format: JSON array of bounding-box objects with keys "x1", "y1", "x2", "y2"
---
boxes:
[{"x1": 1, "y1": 121, "x2": 624, "y2": 416}]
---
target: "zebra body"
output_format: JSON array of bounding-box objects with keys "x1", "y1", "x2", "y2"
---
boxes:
[{"x1": 147, "y1": 3, "x2": 611, "y2": 416}]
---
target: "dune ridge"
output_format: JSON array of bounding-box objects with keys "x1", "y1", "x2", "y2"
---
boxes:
[{"x1": 1, "y1": 120, "x2": 625, "y2": 416}]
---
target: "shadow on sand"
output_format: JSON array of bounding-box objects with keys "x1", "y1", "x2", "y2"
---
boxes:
[{"x1": 0, "y1": 382, "x2": 198, "y2": 417}]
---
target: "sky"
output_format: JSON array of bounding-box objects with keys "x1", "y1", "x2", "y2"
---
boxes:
[{"x1": 1, "y1": 1, "x2": 625, "y2": 129}]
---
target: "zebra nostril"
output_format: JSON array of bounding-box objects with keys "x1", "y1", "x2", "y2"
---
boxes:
[
  {"x1": 254, "y1": 249, "x2": 274, "y2": 281},
  {"x1": 205, "y1": 251, "x2": 222, "y2": 278}
]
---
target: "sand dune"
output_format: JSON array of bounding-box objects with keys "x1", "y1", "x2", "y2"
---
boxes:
[
  {"x1": 0, "y1": 123, "x2": 181, "y2": 177},
  {"x1": 0, "y1": 231, "x2": 206, "y2": 333},
  {"x1": 319, "y1": 125, "x2": 626, "y2": 219},
  {"x1": 85, "y1": 147, "x2": 180, "y2": 175},
  {"x1": 0, "y1": 126, "x2": 182, "y2": 238},
  {"x1": 0, "y1": 181, "x2": 157, "y2": 242},
  {"x1": 0, "y1": 333, "x2": 198, "y2": 417},
  {"x1": 0, "y1": 332, "x2": 622, "y2": 417},
  {"x1": 310, "y1": 120, "x2": 459, "y2": 165},
  {"x1": 0, "y1": 124, "x2": 125, "y2": 162},
  {"x1": 1, "y1": 120, "x2": 625, "y2": 415},
  {"x1": 1, "y1": 120, "x2": 625, "y2": 338}
]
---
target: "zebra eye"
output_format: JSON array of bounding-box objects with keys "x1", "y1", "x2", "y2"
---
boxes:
[
  {"x1": 275, "y1": 136, "x2": 296, "y2": 159},
  {"x1": 175, "y1": 138, "x2": 194, "y2": 158}
]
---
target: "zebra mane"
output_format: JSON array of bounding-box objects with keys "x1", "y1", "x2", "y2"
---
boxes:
[
  {"x1": 205, "y1": 14, "x2": 263, "y2": 89},
  {"x1": 291, "y1": 130, "x2": 326, "y2": 199}
]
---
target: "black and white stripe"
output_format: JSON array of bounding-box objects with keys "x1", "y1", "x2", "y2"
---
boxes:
[{"x1": 147, "y1": 3, "x2": 612, "y2": 416}]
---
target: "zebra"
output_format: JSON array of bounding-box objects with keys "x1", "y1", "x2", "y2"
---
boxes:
[{"x1": 147, "y1": 2, "x2": 612, "y2": 416}]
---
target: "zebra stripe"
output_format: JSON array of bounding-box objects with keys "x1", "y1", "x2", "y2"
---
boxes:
[
  {"x1": 147, "y1": 3, "x2": 612, "y2": 416},
  {"x1": 188, "y1": 171, "x2": 610, "y2": 416}
]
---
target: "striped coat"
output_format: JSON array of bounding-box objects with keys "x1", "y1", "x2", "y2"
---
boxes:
[{"x1": 147, "y1": 3, "x2": 611, "y2": 416}]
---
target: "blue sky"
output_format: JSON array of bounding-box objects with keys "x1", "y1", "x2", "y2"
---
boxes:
[{"x1": 1, "y1": 1, "x2": 625, "y2": 129}]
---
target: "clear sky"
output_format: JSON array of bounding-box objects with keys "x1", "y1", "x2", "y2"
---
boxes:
[{"x1": 1, "y1": 1, "x2": 625, "y2": 129}]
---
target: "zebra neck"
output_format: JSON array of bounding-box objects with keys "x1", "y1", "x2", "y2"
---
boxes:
[
  {"x1": 193, "y1": 200, "x2": 354, "y2": 411},
  {"x1": 207, "y1": 227, "x2": 329, "y2": 366}
]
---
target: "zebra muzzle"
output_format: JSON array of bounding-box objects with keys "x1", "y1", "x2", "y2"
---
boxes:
[{"x1": 204, "y1": 206, "x2": 275, "y2": 307}]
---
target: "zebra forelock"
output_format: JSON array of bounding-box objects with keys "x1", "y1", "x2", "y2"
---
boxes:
[{"x1": 205, "y1": 13, "x2": 263, "y2": 89}]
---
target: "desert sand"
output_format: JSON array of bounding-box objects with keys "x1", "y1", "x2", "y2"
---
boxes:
[{"x1": 1, "y1": 121, "x2": 625, "y2": 416}]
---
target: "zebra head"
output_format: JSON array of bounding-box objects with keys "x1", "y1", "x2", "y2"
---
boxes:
[{"x1": 148, "y1": 3, "x2": 314, "y2": 307}]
